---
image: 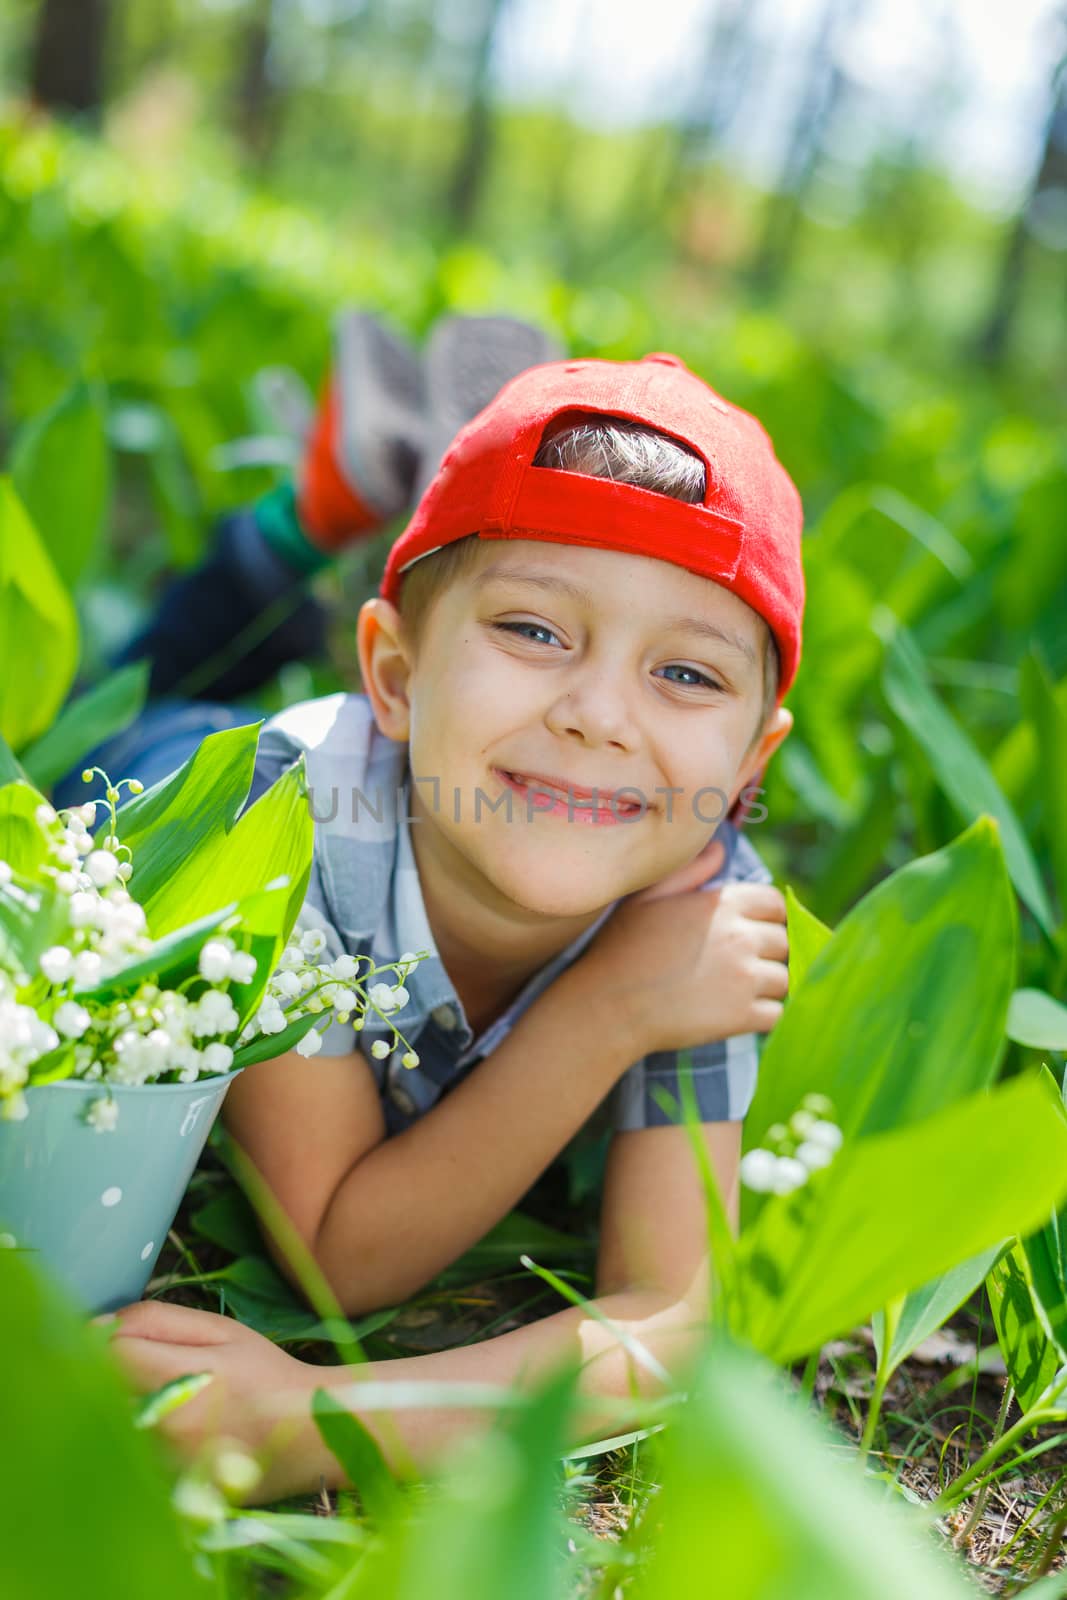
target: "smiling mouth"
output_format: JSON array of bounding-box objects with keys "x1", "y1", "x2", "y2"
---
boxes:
[{"x1": 497, "y1": 770, "x2": 644, "y2": 813}]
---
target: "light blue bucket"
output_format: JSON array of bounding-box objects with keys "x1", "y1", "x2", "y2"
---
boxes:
[{"x1": 0, "y1": 1071, "x2": 242, "y2": 1314}]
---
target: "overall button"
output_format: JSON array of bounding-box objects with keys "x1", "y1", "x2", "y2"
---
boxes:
[
  {"x1": 389, "y1": 1082, "x2": 417, "y2": 1116},
  {"x1": 431, "y1": 1002, "x2": 460, "y2": 1031}
]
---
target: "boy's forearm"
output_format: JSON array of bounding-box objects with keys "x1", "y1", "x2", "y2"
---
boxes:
[
  {"x1": 314, "y1": 950, "x2": 641, "y2": 1313},
  {"x1": 266, "y1": 1284, "x2": 707, "y2": 1496}
]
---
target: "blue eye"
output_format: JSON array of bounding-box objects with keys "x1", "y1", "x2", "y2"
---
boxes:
[
  {"x1": 493, "y1": 621, "x2": 560, "y2": 646},
  {"x1": 659, "y1": 664, "x2": 724, "y2": 691}
]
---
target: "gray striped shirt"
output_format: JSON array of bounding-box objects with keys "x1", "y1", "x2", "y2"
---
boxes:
[{"x1": 248, "y1": 693, "x2": 773, "y2": 1141}]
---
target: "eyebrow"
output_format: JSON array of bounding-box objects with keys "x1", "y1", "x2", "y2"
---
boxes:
[{"x1": 472, "y1": 564, "x2": 758, "y2": 666}]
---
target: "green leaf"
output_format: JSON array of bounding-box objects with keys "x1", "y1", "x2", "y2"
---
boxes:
[
  {"x1": 1006, "y1": 988, "x2": 1067, "y2": 1052},
  {"x1": 738, "y1": 1072, "x2": 1067, "y2": 1364},
  {"x1": 0, "y1": 780, "x2": 54, "y2": 878},
  {"x1": 354, "y1": 1361, "x2": 579, "y2": 1600},
  {"x1": 0, "y1": 725, "x2": 32, "y2": 787},
  {"x1": 312, "y1": 1388, "x2": 406, "y2": 1523},
  {"x1": 110, "y1": 720, "x2": 263, "y2": 924},
  {"x1": 134, "y1": 1372, "x2": 215, "y2": 1431},
  {"x1": 635, "y1": 1338, "x2": 977, "y2": 1600},
  {"x1": 191, "y1": 1186, "x2": 263, "y2": 1258},
  {"x1": 0, "y1": 1249, "x2": 211, "y2": 1599},
  {"x1": 0, "y1": 872, "x2": 67, "y2": 976},
  {"x1": 112, "y1": 723, "x2": 313, "y2": 942},
  {"x1": 987, "y1": 1238, "x2": 1066, "y2": 1412},
  {"x1": 872, "y1": 1243, "x2": 1008, "y2": 1380},
  {"x1": 210, "y1": 1255, "x2": 398, "y2": 1346},
  {"x1": 744, "y1": 819, "x2": 1017, "y2": 1169},
  {"x1": 21, "y1": 661, "x2": 149, "y2": 792},
  {"x1": 0, "y1": 478, "x2": 79, "y2": 751},
  {"x1": 27, "y1": 1040, "x2": 78, "y2": 1085},
  {"x1": 431, "y1": 1210, "x2": 594, "y2": 1288},
  {"x1": 230, "y1": 1011, "x2": 320, "y2": 1068},
  {"x1": 1018, "y1": 650, "x2": 1067, "y2": 918},
  {"x1": 10, "y1": 380, "x2": 111, "y2": 589},
  {"x1": 783, "y1": 887, "x2": 832, "y2": 990},
  {"x1": 881, "y1": 623, "x2": 1056, "y2": 937}
]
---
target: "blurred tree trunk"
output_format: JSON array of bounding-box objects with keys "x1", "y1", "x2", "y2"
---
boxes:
[
  {"x1": 29, "y1": 0, "x2": 112, "y2": 119},
  {"x1": 665, "y1": 0, "x2": 764, "y2": 204},
  {"x1": 234, "y1": 0, "x2": 280, "y2": 167},
  {"x1": 979, "y1": 37, "x2": 1067, "y2": 365},
  {"x1": 749, "y1": 0, "x2": 862, "y2": 293},
  {"x1": 447, "y1": 0, "x2": 510, "y2": 231}
]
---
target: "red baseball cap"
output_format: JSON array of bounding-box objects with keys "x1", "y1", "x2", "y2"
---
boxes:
[{"x1": 381, "y1": 351, "x2": 805, "y2": 700}]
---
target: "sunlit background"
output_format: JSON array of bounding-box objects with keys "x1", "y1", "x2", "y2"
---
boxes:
[{"x1": 0, "y1": 0, "x2": 1064, "y2": 897}]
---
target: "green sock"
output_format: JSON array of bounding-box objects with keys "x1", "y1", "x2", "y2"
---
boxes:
[{"x1": 254, "y1": 481, "x2": 332, "y2": 577}]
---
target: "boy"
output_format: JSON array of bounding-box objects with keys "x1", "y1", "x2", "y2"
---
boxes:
[{"x1": 106, "y1": 348, "x2": 801, "y2": 1504}]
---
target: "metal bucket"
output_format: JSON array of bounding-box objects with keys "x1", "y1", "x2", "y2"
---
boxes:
[{"x1": 0, "y1": 1072, "x2": 241, "y2": 1314}]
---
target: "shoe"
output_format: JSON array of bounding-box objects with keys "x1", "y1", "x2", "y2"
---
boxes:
[
  {"x1": 297, "y1": 311, "x2": 425, "y2": 551},
  {"x1": 416, "y1": 314, "x2": 563, "y2": 498}
]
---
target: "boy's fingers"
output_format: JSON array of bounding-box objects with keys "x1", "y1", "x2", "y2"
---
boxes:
[
  {"x1": 109, "y1": 1333, "x2": 217, "y2": 1391},
  {"x1": 740, "y1": 884, "x2": 788, "y2": 922},
  {"x1": 103, "y1": 1300, "x2": 236, "y2": 1347}
]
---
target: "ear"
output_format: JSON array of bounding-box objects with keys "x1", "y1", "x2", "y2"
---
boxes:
[
  {"x1": 731, "y1": 705, "x2": 793, "y2": 801},
  {"x1": 356, "y1": 597, "x2": 414, "y2": 742}
]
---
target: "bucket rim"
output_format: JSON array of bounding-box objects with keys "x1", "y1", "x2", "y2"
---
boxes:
[{"x1": 22, "y1": 1068, "x2": 245, "y2": 1099}]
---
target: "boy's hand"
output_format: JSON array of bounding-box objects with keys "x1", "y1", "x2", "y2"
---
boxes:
[
  {"x1": 586, "y1": 836, "x2": 789, "y2": 1055},
  {"x1": 101, "y1": 1301, "x2": 326, "y2": 1504}
]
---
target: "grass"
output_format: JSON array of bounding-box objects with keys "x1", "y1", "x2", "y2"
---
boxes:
[{"x1": 144, "y1": 1140, "x2": 1067, "y2": 1596}]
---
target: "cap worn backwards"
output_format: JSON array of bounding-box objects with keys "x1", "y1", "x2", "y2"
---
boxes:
[{"x1": 380, "y1": 352, "x2": 805, "y2": 701}]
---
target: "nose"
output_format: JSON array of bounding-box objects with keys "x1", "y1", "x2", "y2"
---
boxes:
[{"x1": 543, "y1": 662, "x2": 639, "y2": 751}]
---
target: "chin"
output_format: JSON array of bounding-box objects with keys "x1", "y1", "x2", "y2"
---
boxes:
[{"x1": 483, "y1": 852, "x2": 626, "y2": 920}]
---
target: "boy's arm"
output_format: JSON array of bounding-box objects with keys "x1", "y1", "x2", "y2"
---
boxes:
[
  {"x1": 594, "y1": 1121, "x2": 741, "y2": 1300},
  {"x1": 222, "y1": 946, "x2": 648, "y2": 1317}
]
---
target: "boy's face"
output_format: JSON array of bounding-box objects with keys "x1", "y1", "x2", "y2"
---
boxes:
[{"x1": 360, "y1": 538, "x2": 791, "y2": 921}]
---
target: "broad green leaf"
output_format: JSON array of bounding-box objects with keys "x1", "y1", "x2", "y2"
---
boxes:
[
  {"x1": 312, "y1": 1388, "x2": 406, "y2": 1522},
  {"x1": 881, "y1": 623, "x2": 1056, "y2": 936},
  {"x1": 10, "y1": 380, "x2": 110, "y2": 589},
  {"x1": 0, "y1": 724, "x2": 31, "y2": 787},
  {"x1": 110, "y1": 721, "x2": 263, "y2": 916},
  {"x1": 1018, "y1": 649, "x2": 1067, "y2": 920},
  {"x1": 113, "y1": 724, "x2": 313, "y2": 941},
  {"x1": 634, "y1": 1339, "x2": 977, "y2": 1600},
  {"x1": 987, "y1": 1239, "x2": 1065, "y2": 1412},
  {"x1": 738, "y1": 1072, "x2": 1067, "y2": 1364},
  {"x1": 744, "y1": 818, "x2": 1017, "y2": 1166},
  {"x1": 0, "y1": 478, "x2": 79, "y2": 750},
  {"x1": 0, "y1": 780, "x2": 54, "y2": 878},
  {"x1": 0, "y1": 872, "x2": 67, "y2": 977},
  {"x1": 784, "y1": 887, "x2": 832, "y2": 990},
  {"x1": 0, "y1": 1249, "x2": 210, "y2": 1600},
  {"x1": 1007, "y1": 988, "x2": 1067, "y2": 1052},
  {"x1": 21, "y1": 660, "x2": 149, "y2": 792},
  {"x1": 872, "y1": 1243, "x2": 1008, "y2": 1380}
]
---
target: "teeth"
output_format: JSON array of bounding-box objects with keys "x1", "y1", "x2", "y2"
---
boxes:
[{"x1": 508, "y1": 773, "x2": 635, "y2": 810}]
